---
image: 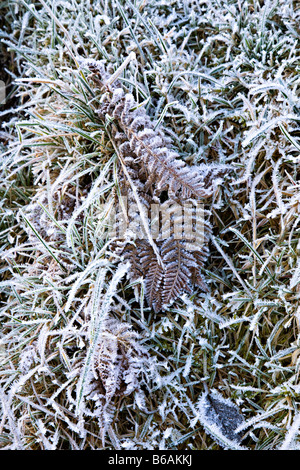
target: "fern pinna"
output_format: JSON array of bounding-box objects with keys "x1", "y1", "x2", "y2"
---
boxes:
[{"x1": 82, "y1": 58, "x2": 226, "y2": 312}]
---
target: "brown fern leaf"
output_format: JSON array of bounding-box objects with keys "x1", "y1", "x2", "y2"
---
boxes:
[
  {"x1": 83, "y1": 317, "x2": 150, "y2": 441},
  {"x1": 122, "y1": 234, "x2": 210, "y2": 312},
  {"x1": 80, "y1": 58, "x2": 225, "y2": 311},
  {"x1": 95, "y1": 318, "x2": 148, "y2": 397},
  {"x1": 124, "y1": 237, "x2": 209, "y2": 312},
  {"x1": 82, "y1": 59, "x2": 228, "y2": 201},
  {"x1": 139, "y1": 241, "x2": 164, "y2": 312},
  {"x1": 160, "y1": 237, "x2": 195, "y2": 307},
  {"x1": 121, "y1": 241, "x2": 144, "y2": 281}
]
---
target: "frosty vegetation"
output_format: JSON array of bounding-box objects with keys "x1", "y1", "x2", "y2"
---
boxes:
[{"x1": 0, "y1": 0, "x2": 300, "y2": 450}]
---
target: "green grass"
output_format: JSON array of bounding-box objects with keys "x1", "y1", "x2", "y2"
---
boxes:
[{"x1": 1, "y1": 0, "x2": 300, "y2": 450}]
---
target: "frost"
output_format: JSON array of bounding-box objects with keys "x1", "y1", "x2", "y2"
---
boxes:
[
  {"x1": 279, "y1": 413, "x2": 300, "y2": 450},
  {"x1": 290, "y1": 258, "x2": 300, "y2": 289},
  {"x1": 19, "y1": 345, "x2": 38, "y2": 374},
  {"x1": 1, "y1": 0, "x2": 300, "y2": 451},
  {"x1": 196, "y1": 389, "x2": 246, "y2": 449}
]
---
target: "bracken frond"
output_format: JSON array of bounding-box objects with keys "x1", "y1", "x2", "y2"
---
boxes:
[{"x1": 80, "y1": 59, "x2": 223, "y2": 311}]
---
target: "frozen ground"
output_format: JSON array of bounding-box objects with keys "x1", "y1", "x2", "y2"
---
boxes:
[{"x1": 0, "y1": 0, "x2": 300, "y2": 450}]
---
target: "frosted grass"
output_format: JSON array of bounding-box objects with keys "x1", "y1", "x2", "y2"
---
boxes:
[{"x1": 0, "y1": 0, "x2": 300, "y2": 450}]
